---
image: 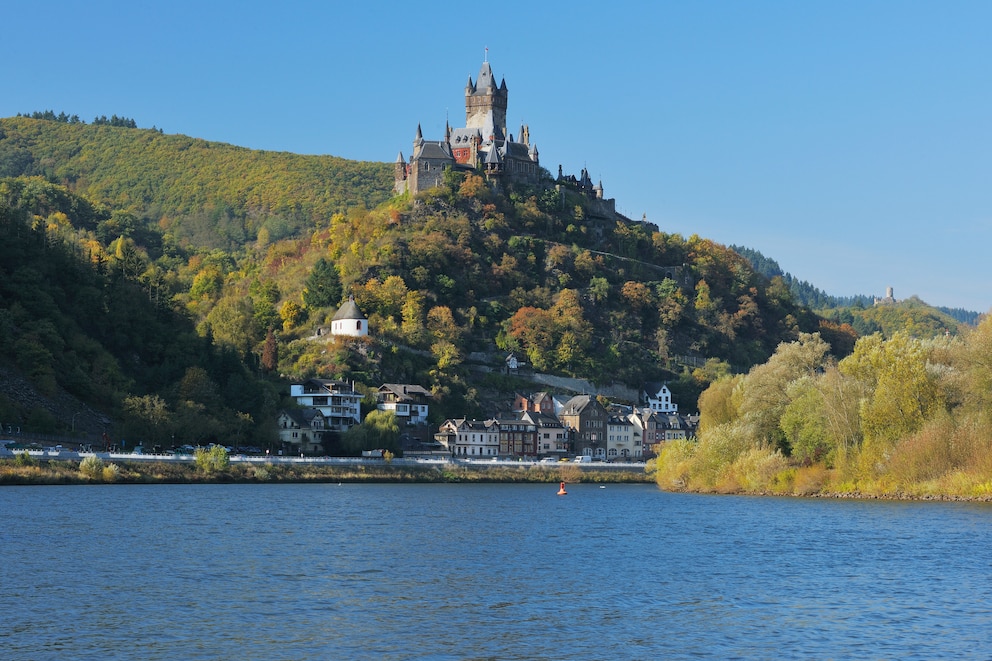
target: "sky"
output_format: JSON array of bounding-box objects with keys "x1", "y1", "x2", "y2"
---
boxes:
[{"x1": 3, "y1": 1, "x2": 990, "y2": 312}]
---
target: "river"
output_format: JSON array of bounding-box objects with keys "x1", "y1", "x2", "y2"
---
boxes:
[{"x1": 2, "y1": 483, "x2": 990, "y2": 659}]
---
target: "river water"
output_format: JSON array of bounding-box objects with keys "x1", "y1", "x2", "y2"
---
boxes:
[{"x1": 2, "y1": 483, "x2": 991, "y2": 659}]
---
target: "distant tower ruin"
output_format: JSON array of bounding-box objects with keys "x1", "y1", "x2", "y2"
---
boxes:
[{"x1": 874, "y1": 286, "x2": 896, "y2": 306}]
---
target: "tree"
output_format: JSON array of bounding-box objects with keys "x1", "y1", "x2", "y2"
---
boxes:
[
  {"x1": 427, "y1": 306, "x2": 461, "y2": 345},
  {"x1": 261, "y1": 328, "x2": 278, "y2": 372},
  {"x1": 195, "y1": 444, "x2": 230, "y2": 473},
  {"x1": 734, "y1": 332, "x2": 830, "y2": 453},
  {"x1": 341, "y1": 410, "x2": 400, "y2": 455},
  {"x1": 280, "y1": 300, "x2": 307, "y2": 332},
  {"x1": 302, "y1": 258, "x2": 342, "y2": 310},
  {"x1": 588, "y1": 276, "x2": 610, "y2": 305},
  {"x1": 205, "y1": 295, "x2": 258, "y2": 357},
  {"x1": 839, "y1": 332, "x2": 946, "y2": 450},
  {"x1": 122, "y1": 394, "x2": 172, "y2": 447},
  {"x1": 780, "y1": 376, "x2": 831, "y2": 464},
  {"x1": 949, "y1": 315, "x2": 992, "y2": 420}
]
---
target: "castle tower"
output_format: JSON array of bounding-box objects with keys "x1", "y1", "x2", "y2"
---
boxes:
[
  {"x1": 412, "y1": 124, "x2": 424, "y2": 158},
  {"x1": 394, "y1": 152, "x2": 407, "y2": 194},
  {"x1": 465, "y1": 61, "x2": 508, "y2": 135}
]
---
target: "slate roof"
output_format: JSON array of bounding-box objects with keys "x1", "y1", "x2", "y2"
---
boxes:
[
  {"x1": 417, "y1": 140, "x2": 455, "y2": 161},
  {"x1": 332, "y1": 296, "x2": 366, "y2": 321},
  {"x1": 378, "y1": 383, "x2": 432, "y2": 401}
]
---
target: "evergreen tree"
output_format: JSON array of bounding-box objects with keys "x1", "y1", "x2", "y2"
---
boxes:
[
  {"x1": 261, "y1": 328, "x2": 278, "y2": 373},
  {"x1": 302, "y1": 258, "x2": 342, "y2": 310}
]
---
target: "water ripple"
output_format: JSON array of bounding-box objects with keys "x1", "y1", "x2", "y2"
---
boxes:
[{"x1": 3, "y1": 484, "x2": 992, "y2": 659}]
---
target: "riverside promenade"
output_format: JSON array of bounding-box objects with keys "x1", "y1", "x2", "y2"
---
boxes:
[{"x1": 0, "y1": 444, "x2": 649, "y2": 474}]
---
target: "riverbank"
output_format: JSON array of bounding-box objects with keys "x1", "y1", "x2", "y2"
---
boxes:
[
  {"x1": 659, "y1": 484, "x2": 992, "y2": 502},
  {"x1": 0, "y1": 456, "x2": 652, "y2": 486}
]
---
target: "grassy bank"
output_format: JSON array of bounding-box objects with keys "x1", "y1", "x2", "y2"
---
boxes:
[
  {"x1": 650, "y1": 439, "x2": 992, "y2": 502},
  {"x1": 0, "y1": 456, "x2": 652, "y2": 486}
]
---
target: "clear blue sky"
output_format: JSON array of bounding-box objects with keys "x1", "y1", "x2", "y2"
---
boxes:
[{"x1": 4, "y1": 1, "x2": 990, "y2": 312}]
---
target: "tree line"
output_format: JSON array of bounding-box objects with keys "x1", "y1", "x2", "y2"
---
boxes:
[
  {"x1": 653, "y1": 323, "x2": 992, "y2": 498},
  {"x1": 16, "y1": 110, "x2": 146, "y2": 129}
]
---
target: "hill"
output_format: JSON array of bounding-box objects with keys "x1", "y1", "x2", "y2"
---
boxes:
[
  {"x1": 0, "y1": 116, "x2": 394, "y2": 252},
  {"x1": 0, "y1": 177, "x2": 281, "y2": 446},
  {"x1": 1, "y1": 115, "x2": 843, "y2": 440},
  {"x1": 732, "y1": 244, "x2": 974, "y2": 335}
]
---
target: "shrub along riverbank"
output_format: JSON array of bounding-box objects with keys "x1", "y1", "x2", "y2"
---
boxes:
[{"x1": 0, "y1": 455, "x2": 652, "y2": 486}]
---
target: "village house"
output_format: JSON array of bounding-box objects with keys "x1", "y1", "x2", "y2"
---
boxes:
[
  {"x1": 558, "y1": 394, "x2": 607, "y2": 459},
  {"x1": 521, "y1": 410, "x2": 570, "y2": 457},
  {"x1": 376, "y1": 383, "x2": 432, "y2": 425},
  {"x1": 289, "y1": 379, "x2": 362, "y2": 433},
  {"x1": 606, "y1": 414, "x2": 637, "y2": 460},
  {"x1": 435, "y1": 419, "x2": 500, "y2": 457},
  {"x1": 493, "y1": 414, "x2": 538, "y2": 457},
  {"x1": 276, "y1": 408, "x2": 327, "y2": 454},
  {"x1": 513, "y1": 391, "x2": 559, "y2": 416},
  {"x1": 643, "y1": 382, "x2": 678, "y2": 414},
  {"x1": 657, "y1": 413, "x2": 699, "y2": 442}
]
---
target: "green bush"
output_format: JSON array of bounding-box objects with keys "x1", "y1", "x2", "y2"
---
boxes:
[
  {"x1": 79, "y1": 455, "x2": 105, "y2": 479},
  {"x1": 195, "y1": 445, "x2": 230, "y2": 473}
]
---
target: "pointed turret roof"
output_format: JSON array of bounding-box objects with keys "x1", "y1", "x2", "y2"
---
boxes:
[
  {"x1": 474, "y1": 61, "x2": 495, "y2": 93},
  {"x1": 395, "y1": 151, "x2": 405, "y2": 163},
  {"x1": 332, "y1": 295, "x2": 366, "y2": 321},
  {"x1": 485, "y1": 143, "x2": 503, "y2": 165}
]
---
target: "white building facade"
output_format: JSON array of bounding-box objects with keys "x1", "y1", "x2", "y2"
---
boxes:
[
  {"x1": 435, "y1": 419, "x2": 500, "y2": 457},
  {"x1": 289, "y1": 379, "x2": 362, "y2": 432}
]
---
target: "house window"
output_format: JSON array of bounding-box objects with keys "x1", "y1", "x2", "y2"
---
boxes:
[{"x1": 357, "y1": 320, "x2": 362, "y2": 331}]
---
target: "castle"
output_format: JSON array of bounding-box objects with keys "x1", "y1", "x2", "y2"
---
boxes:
[
  {"x1": 394, "y1": 56, "x2": 612, "y2": 211},
  {"x1": 394, "y1": 57, "x2": 542, "y2": 195}
]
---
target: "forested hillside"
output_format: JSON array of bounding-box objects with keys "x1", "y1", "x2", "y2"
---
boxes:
[
  {"x1": 0, "y1": 178, "x2": 280, "y2": 446},
  {"x1": 1, "y1": 114, "x2": 849, "y2": 440},
  {"x1": 0, "y1": 116, "x2": 394, "y2": 251},
  {"x1": 732, "y1": 245, "x2": 974, "y2": 333}
]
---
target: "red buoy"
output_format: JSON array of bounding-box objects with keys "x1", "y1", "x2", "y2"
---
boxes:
[{"x1": 557, "y1": 481, "x2": 567, "y2": 496}]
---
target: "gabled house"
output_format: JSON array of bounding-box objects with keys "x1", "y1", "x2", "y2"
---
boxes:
[
  {"x1": 289, "y1": 379, "x2": 362, "y2": 432},
  {"x1": 513, "y1": 391, "x2": 557, "y2": 416},
  {"x1": 643, "y1": 382, "x2": 678, "y2": 414},
  {"x1": 435, "y1": 418, "x2": 500, "y2": 457},
  {"x1": 558, "y1": 394, "x2": 608, "y2": 458},
  {"x1": 276, "y1": 408, "x2": 327, "y2": 454},
  {"x1": 521, "y1": 410, "x2": 570, "y2": 457},
  {"x1": 606, "y1": 414, "x2": 636, "y2": 460},
  {"x1": 376, "y1": 383, "x2": 432, "y2": 425},
  {"x1": 493, "y1": 413, "x2": 538, "y2": 457},
  {"x1": 657, "y1": 413, "x2": 700, "y2": 442}
]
